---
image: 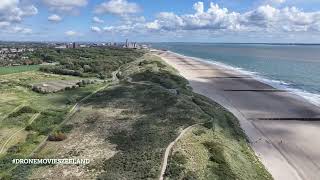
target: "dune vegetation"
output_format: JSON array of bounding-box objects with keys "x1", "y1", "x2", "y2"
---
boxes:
[{"x1": 0, "y1": 48, "x2": 271, "y2": 180}]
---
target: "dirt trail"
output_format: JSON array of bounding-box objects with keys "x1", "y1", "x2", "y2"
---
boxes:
[{"x1": 159, "y1": 124, "x2": 198, "y2": 180}]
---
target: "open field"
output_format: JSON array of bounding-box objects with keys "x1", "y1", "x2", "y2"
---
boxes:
[
  {"x1": 0, "y1": 65, "x2": 40, "y2": 75},
  {"x1": 0, "y1": 71, "x2": 88, "y2": 119},
  {"x1": 25, "y1": 53, "x2": 271, "y2": 180}
]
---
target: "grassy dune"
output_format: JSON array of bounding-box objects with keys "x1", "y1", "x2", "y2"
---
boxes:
[
  {"x1": 25, "y1": 53, "x2": 272, "y2": 180},
  {"x1": 0, "y1": 48, "x2": 271, "y2": 179},
  {"x1": 165, "y1": 94, "x2": 272, "y2": 180}
]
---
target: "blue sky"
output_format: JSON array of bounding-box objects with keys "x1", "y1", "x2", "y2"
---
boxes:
[{"x1": 0, "y1": 0, "x2": 320, "y2": 42}]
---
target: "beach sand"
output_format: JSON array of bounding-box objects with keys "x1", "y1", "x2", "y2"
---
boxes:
[{"x1": 153, "y1": 50, "x2": 320, "y2": 180}]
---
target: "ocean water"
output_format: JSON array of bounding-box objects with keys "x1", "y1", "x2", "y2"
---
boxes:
[{"x1": 151, "y1": 43, "x2": 320, "y2": 107}]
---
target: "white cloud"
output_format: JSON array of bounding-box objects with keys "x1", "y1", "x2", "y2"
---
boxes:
[
  {"x1": 145, "y1": 3, "x2": 241, "y2": 31},
  {"x1": 48, "y1": 14, "x2": 62, "y2": 22},
  {"x1": 263, "y1": 0, "x2": 286, "y2": 5},
  {"x1": 141, "y1": 2, "x2": 320, "y2": 34},
  {"x1": 194, "y1": 2, "x2": 204, "y2": 14},
  {"x1": 0, "y1": 1, "x2": 38, "y2": 23},
  {"x1": 0, "y1": 21, "x2": 10, "y2": 28},
  {"x1": 121, "y1": 15, "x2": 145, "y2": 25},
  {"x1": 22, "y1": 5, "x2": 38, "y2": 16},
  {"x1": 91, "y1": 26, "x2": 102, "y2": 33},
  {"x1": 42, "y1": 0, "x2": 88, "y2": 12},
  {"x1": 95, "y1": 0, "x2": 140, "y2": 16},
  {"x1": 103, "y1": 24, "x2": 140, "y2": 34},
  {"x1": 0, "y1": 0, "x2": 19, "y2": 10},
  {"x1": 145, "y1": 21, "x2": 160, "y2": 30},
  {"x1": 93, "y1": 16, "x2": 104, "y2": 23},
  {"x1": 65, "y1": 30, "x2": 81, "y2": 36},
  {"x1": 0, "y1": 1, "x2": 36, "y2": 36},
  {"x1": 0, "y1": 25, "x2": 33, "y2": 34},
  {"x1": 12, "y1": 26, "x2": 32, "y2": 34},
  {"x1": 100, "y1": 1, "x2": 320, "y2": 39}
]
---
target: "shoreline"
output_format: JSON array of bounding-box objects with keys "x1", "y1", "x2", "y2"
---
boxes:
[
  {"x1": 161, "y1": 50, "x2": 320, "y2": 108},
  {"x1": 153, "y1": 49, "x2": 320, "y2": 180}
]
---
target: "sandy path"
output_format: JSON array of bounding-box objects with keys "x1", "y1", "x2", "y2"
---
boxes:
[
  {"x1": 154, "y1": 50, "x2": 320, "y2": 180},
  {"x1": 159, "y1": 125, "x2": 198, "y2": 180}
]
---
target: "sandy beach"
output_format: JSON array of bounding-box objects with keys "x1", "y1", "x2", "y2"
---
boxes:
[{"x1": 153, "y1": 50, "x2": 320, "y2": 180}]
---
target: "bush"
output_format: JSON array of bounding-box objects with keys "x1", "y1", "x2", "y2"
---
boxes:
[
  {"x1": 193, "y1": 129, "x2": 206, "y2": 136},
  {"x1": 48, "y1": 132, "x2": 67, "y2": 141},
  {"x1": 59, "y1": 124, "x2": 74, "y2": 133},
  {"x1": 165, "y1": 152, "x2": 187, "y2": 178},
  {"x1": 203, "y1": 120, "x2": 214, "y2": 129},
  {"x1": 8, "y1": 106, "x2": 38, "y2": 118},
  {"x1": 85, "y1": 113, "x2": 103, "y2": 124},
  {"x1": 66, "y1": 97, "x2": 77, "y2": 105},
  {"x1": 25, "y1": 125, "x2": 33, "y2": 131},
  {"x1": 28, "y1": 109, "x2": 67, "y2": 135},
  {"x1": 183, "y1": 171, "x2": 198, "y2": 180}
]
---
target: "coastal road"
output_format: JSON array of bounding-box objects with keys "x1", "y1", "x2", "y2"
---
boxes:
[{"x1": 154, "y1": 50, "x2": 320, "y2": 180}]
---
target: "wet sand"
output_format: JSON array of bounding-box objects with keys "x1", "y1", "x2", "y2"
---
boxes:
[{"x1": 153, "y1": 50, "x2": 320, "y2": 180}]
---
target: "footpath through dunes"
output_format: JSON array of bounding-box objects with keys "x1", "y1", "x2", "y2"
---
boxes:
[{"x1": 154, "y1": 50, "x2": 320, "y2": 180}]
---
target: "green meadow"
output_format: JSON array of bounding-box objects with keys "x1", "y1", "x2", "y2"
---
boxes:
[{"x1": 0, "y1": 65, "x2": 40, "y2": 75}]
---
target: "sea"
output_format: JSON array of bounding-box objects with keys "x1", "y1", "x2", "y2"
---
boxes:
[{"x1": 151, "y1": 43, "x2": 320, "y2": 107}]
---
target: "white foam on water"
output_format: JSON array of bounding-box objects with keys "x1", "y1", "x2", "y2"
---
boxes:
[{"x1": 168, "y1": 50, "x2": 320, "y2": 108}]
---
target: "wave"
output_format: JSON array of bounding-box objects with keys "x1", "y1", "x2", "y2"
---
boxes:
[{"x1": 167, "y1": 50, "x2": 320, "y2": 108}]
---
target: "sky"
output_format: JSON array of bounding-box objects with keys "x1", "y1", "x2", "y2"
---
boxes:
[{"x1": 1, "y1": 0, "x2": 320, "y2": 43}]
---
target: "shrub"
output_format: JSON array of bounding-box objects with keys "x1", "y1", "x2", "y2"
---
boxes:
[
  {"x1": 165, "y1": 152, "x2": 187, "y2": 178},
  {"x1": 66, "y1": 97, "x2": 77, "y2": 105},
  {"x1": 59, "y1": 124, "x2": 74, "y2": 133},
  {"x1": 7, "y1": 145, "x2": 21, "y2": 154},
  {"x1": 85, "y1": 113, "x2": 103, "y2": 124},
  {"x1": 8, "y1": 106, "x2": 38, "y2": 118},
  {"x1": 25, "y1": 125, "x2": 33, "y2": 131},
  {"x1": 183, "y1": 171, "x2": 198, "y2": 180},
  {"x1": 193, "y1": 129, "x2": 206, "y2": 136},
  {"x1": 203, "y1": 119, "x2": 214, "y2": 129},
  {"x1": 48, "y1": 132, "x2": 67, "y2": 141},
  {"x1": 28, "y1": 109, "x2": 67, "y2": 135}
]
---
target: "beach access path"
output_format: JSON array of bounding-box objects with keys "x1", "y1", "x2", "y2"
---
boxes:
[{"x1": 153, "y1": 50, "x2": 320, "y2": 180}]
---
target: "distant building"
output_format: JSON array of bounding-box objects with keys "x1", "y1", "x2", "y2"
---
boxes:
[
  {"x1": 65, "y1": 42, "x2": 78, "y2": 49},
  {"x1": 55, "y1": 45, "x2": 67, "y2": 49}
]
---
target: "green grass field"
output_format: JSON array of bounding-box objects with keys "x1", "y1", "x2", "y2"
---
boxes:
[{"x1": 0, "y1": 65, "x2": 40, "y2": 75}]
